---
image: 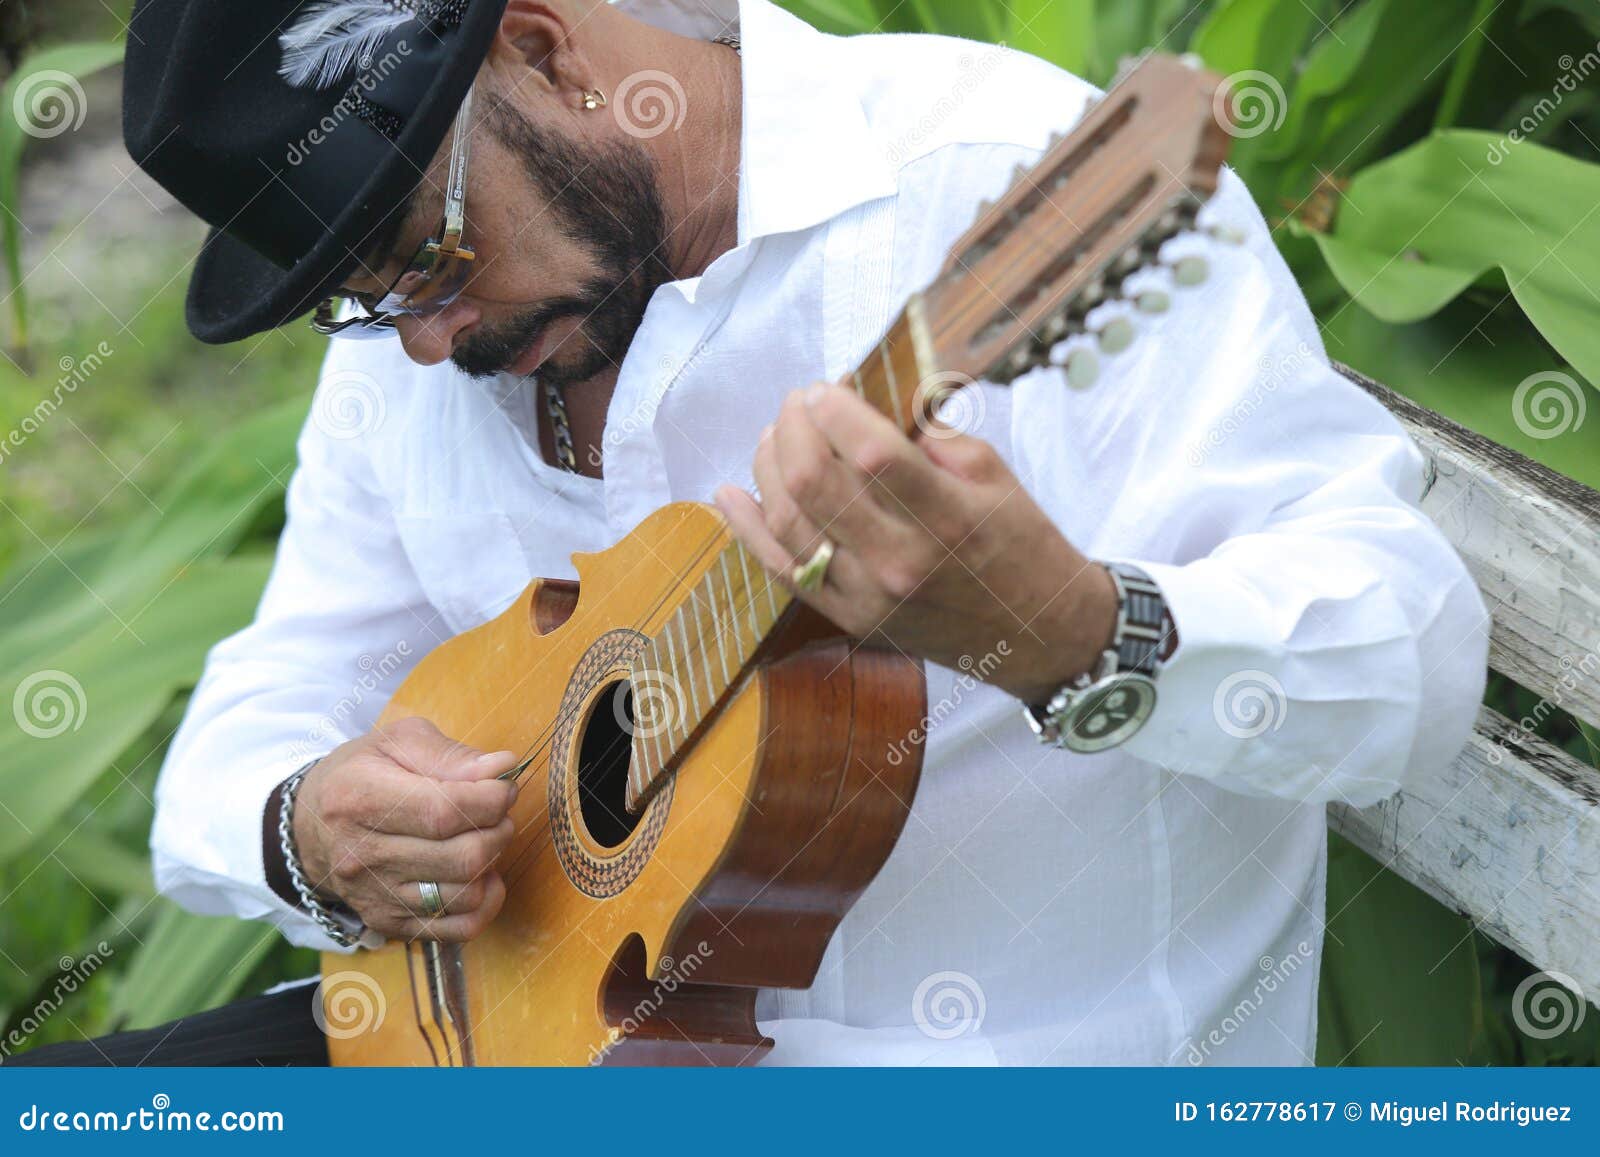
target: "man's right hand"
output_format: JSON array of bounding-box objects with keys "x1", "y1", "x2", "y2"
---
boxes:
[{"x1": 290, "y1": 717, "x2": 521, "y2": 942}]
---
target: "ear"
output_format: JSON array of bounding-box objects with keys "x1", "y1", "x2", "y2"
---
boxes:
[{"x1": 485, "y1": 0, "x2": 594, "y2": 105}]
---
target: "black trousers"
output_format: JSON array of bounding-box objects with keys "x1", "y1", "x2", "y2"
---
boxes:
[{"x1": 6, "y1": 982, "x2": 328, "y2": 1067}]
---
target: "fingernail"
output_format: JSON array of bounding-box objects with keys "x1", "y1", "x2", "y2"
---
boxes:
[
  {"x1": 475, "y1": 750, "x2": 514, "y2": 768},
  {"x1": 759, "y1": 424, "x2": 774, "y2": 442}
]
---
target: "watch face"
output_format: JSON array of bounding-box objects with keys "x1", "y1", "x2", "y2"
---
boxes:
[{"x1": 1062, "y1": 674, "x2": 1157, "y2": 753}]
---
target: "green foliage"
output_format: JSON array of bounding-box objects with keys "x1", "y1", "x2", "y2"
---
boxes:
[
  {"x1": 0, "y1": 41, "x2": 123, "y2": 365},
  {"x1": 2, "y1": 0, "x2": 1596, "y2": 1063}
]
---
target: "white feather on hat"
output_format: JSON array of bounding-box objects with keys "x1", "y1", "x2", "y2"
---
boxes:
[{"x1": 278, "y1": 0, "x2": 422, "y2": 91}]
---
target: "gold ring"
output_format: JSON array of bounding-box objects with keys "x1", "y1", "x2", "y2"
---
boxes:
[{"x1": 791, "y1": 538, "x2": 836, "y2": 593}]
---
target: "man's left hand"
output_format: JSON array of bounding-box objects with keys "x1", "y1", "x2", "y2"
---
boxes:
[{"x1": 714, "y1": 382, "x2": 1118, "y2": 705}]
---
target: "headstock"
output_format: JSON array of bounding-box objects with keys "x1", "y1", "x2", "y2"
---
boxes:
[{"x1": 915, "y1": 54, "x2": 1236, "y2": 391}]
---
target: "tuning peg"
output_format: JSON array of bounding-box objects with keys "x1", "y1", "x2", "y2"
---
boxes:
[
  {"x1": 1011, "y1": 162, "x2": 1030, "y2": 188},
  {"x1": 1113, "y1": 247, "x2": 1144, "y2": 275},
  {"x1": 1135, "y1": 288, "x2": 1171, "y2": 314},
  {"x1": 1169, "y1": 254, "x2": 1209, "y2": 287},
  {"x1": 1093, "y1": 316, "x2": 1136, "y2": 355},
  {"x1": 1206, "y1": 222, "x2": 1247, "y2": 246},
  {"x1": 1042, "y1": 312, "x2": 1083, "y2": 343},
  {"x1": 1063, "y1": 346, "x2": 1099, "y2": 390},
  {"x1": 1074, "y1": 276, "x2": 1106, "y2": 311}
]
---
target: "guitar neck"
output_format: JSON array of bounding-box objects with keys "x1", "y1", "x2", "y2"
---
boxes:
[{"x1": 624, "y1": 304, "x2": 937, "y2": 812}]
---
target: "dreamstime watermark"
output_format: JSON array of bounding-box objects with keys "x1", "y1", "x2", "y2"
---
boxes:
[
  {"x1": 0, "y1": 944, "x2": 114, "y2": 1059},
  {"x1": 912, "y1": 970, "x2": 986, "y2": 1040},
  {"x1": 286, "y1": 642, "x2": 414, "y2": 763},
  {"x1": 1180, "y1": 940, "x2": 1315, "y2": 1064},
  {"x1": 587, "y1": 940, "x2": 714, "y2": 1063},
  {"x1": 1511, "y1": 369, "x2": 1588, "y2": 440},
  {"x1": 885, "y1": 44, "x2": 1010, "y2": 167},
  {"x1": 1511, "y1": 970, "x2": 1588, "y2": 1039},
  {"x1": 12, "y1": 670, "x2": 88, "y2": 740},
  {"x1": 1213, "y1": 69, "x2": 1288, "y2": 140},
  {"x1": 616, "y1": 667, "x2": 686, "y2": 743},
  {"x1": 1188, "y1": 341, "x2": 1314, "y2": 465},
  {"x1": 286, "y1": 40, "x2": 414, "y2": 165},
  {"x1": 312, "y1": 368, "x2": 387, "y2": 439},
  {"x1": 12, "y1": 70, "x2": 90, "y2": 140},
  {"x1": 0, "y1": 342, "x2": 115, "y2": 467},
  {"x1": 885, "y1": 642, "x2": 1011, "y2": 767},
  {"x1": 313, "y1": 971, "x2": 387, "y2": 1040},
  {"x1": 612, "y1": 70, "x2": 688, "y2": 139},
  {"x1": 1487, "y1": 41, "x2": 1600, "y2": 164},
  {"x1": 1485, "y1": 648, "x2": 1599, "y2": 767},
  {"x1": 1212, "y1": 669, "x2": 1288, "y2": 739},
  {"x1": 588, "y1": 343, "x2": 715, "y2": 469},
  {"x1": 912, "y1": 371, "x2": 986, "y2": 439}
]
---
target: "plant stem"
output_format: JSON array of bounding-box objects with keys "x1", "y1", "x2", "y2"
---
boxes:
[{"x1": 1434, "y1": 0, "x2": 1497, "y2": 130}]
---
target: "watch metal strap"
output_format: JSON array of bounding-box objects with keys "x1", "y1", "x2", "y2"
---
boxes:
[{"x1": 1106, "y1": 562, "x2": 1171, "y2": 676}]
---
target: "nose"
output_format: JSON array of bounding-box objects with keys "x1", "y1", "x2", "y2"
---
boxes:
[{"x1": 393, "y1": 300, "x2": 478, "y2": 366}]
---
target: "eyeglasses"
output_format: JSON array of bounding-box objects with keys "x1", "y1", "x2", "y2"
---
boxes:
[{"x1": 312, "y1": 86, "x2": 478, "y2": 339}]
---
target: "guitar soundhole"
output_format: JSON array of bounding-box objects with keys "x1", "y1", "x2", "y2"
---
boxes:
[{"x1": 576, "y1": 680, "x2": 645, "y2": 849}]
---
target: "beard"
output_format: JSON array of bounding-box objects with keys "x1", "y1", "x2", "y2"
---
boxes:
[{"x1": 451, "y1": 105, "x2": 674, "y2": 385}]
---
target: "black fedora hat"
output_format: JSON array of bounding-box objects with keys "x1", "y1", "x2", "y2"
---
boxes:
[{"x1": 124, "y1": 0, "x2": 509, "y2": 344}]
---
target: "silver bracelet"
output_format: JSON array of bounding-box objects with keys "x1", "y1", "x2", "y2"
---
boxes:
[{"x1": 277, "y1": 759, "x2": 361, "y2": 948}]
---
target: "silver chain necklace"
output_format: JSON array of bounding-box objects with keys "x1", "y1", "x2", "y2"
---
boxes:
[{"x1": 541, "y1": 34, "x2": 739, "y2": 475}]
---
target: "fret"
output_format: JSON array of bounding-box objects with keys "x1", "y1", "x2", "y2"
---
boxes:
[
  {"x1": 718, "y1": 552, "x2": 745, "y2": 665},
  {"x1": 762, "y1": 565, "x2": 780, "y2": 622},
  {"x1": 852, "y1": 369, "x2": 867, "y2": 399},
  {"x1": 879, "y1": 340, "x2": 906, "y2": 429},
  {"x1": 674, "y1": 606, "x2": 702, "y2": 722},
  {"x1": 704, "y1": 575, "x2": 733, "y2": 687},
  {"x1": 736, "y1": 546, "x2": 761, "y2": 637}
]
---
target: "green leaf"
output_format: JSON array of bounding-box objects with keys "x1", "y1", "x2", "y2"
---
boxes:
[
  {"x1": 0, "y1": 554, "x2": 274, "y2": 860},
  {"x1": 1006, "y1": 0, "x2": 1096, "y2": 77},
  {"x1": 108, "y1": 904, "x2": 283, "y2": 1030},
  {"x1": 1320, "y1": 294, "x2": 1600, "y2": 490},
  {"x1": 1262, "y1": 0, "x2": 1473, "y2": 192},
  {"x1": 1317, "y1": 833, "x2": 1485, "y2": 1064},
  {"x1": 0, "y1": 41, "x2": 125, "y2": 361},
  {"x1": 0, "y1": 394, "x2": 303, "y2": 676},
  {"x1": 777, "y1": 0, "x2": 879, "y2": 35},
  {"x1": 1314, "y1": 130, "x2": 1600, "y2": 388},
  {"x1": 1189, "y1": 0, "x2": 1319, "y2": 188}
]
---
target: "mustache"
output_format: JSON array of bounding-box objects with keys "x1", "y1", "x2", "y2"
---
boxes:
[{"x1": 450, "y1": 295, "x2": 595, "y2": 380}]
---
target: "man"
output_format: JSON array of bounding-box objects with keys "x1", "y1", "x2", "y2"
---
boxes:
[{"x1": 19, "y1": 0, "x2": 1487, "y2": 1065}]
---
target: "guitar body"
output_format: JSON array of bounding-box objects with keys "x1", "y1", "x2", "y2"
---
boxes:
[{"x1": 324, "y1": 502, "x2": 926, "y2": 1065}]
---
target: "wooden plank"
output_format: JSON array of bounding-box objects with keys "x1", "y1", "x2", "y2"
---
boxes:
[
  {"x1": 1339, "y1": 364, "x2": 1600, "y2": 732},
  {"x1": 1330, "y1": 706, "x2": 1600, "y2": 999}
]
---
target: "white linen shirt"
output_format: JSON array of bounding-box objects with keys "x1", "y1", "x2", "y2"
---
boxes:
[{"x1": 153, "y1": 0, "x2": 1490, "y2": 1066}]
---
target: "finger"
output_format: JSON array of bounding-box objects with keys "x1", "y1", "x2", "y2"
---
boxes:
[
  {"x1": 714, "y1": 483, "x2": 875, "y2": 623},
  {"x1": 750, "y1": 423, "x2": 829, "y2": 561},
  {"x1": 804, "y1": 383, "x2": 957, "y2": 519},
  {"x1": 374, "y1": 716, "x2": 520, "y2": 783},
  {"x1": 370, "y1": 773, "x2": 518, "y2": 839},
  {"x1": 400, "y1": 873, "x2": 507, "y2": 943},
  {"x1": 772, "y1": 388, "x2": 899, "y2": 549},
  {"x1": 396, "y1": 876, "x2": 491, "y2": 918},
  {"x1": 370, "y1": 816, "x2": 516, "y2": 882}
]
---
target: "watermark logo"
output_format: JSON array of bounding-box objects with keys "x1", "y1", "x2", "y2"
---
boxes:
[
  {"x1": 613, "y1": 71, "x2": 688, "y2": 139},
  {"x1": 1511, "y1": 970, "x2": 1587, "y2": 1039},
  {"x1": 13, "y1": 670, "x2": 87, "y2": 739},
  {"x1": 1213, "y1": 70, "x2": 1288, "y2": 140},
  {"x1": 619, "y1": 668, "x2": 686, "y2": 741},
  {"x1": 313, "y1": 369, "x2": 387, "y2": 440},
  {"x1": 912, "y1": 371, "x2": 986, "y2": 440},
  {"x1": 1512, "y1": 370, "x2": 1587, "y2": 440},
  {"x1": 1212, "y1": 669, "x2": 1287, "y2": 739},
  {"x1": 912, "y1": 970, "x2": 987, "y2": 1040},
  {"x1": 313, "y1": 971, "x2": 387, "y2": 1040},
  {"x1": 13, "y1": 70, "x2": 90, "y2": 140}
]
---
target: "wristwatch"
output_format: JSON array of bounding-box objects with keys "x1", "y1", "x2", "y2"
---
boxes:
[{"x1": 1024, "y1": 562, "x2": 1173, "y2": 753}]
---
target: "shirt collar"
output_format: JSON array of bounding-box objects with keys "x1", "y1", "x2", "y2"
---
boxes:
[{"x1": 611, "y1": 0, "x2": 897, "y2": 244}]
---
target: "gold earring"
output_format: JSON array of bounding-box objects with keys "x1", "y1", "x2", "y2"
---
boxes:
[{"x1": 581, "y1": 88, "x2": 607, "y2": 110}]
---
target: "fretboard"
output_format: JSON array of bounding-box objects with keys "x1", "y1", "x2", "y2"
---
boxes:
[{"x1": 624, "y1": 302, "x2": 937, "y2": 811}]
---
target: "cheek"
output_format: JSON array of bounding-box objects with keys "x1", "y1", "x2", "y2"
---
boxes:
[{"x1": 468, "y1": 202, "x2": 600, "y2": 307}]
